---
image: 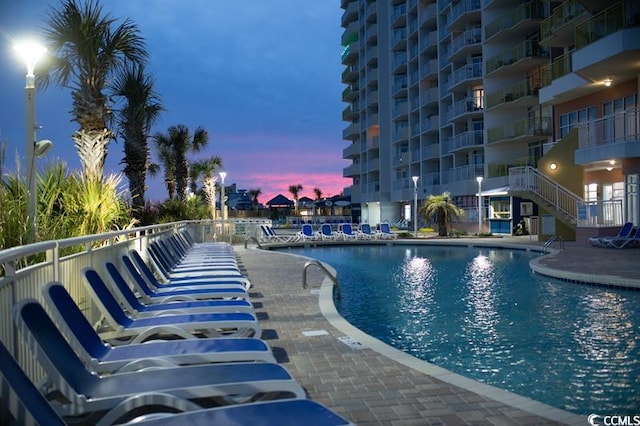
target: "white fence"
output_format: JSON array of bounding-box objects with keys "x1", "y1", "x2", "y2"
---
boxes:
[{"x1": 0, "y1": 218, "x2": 268, "y2": 388}]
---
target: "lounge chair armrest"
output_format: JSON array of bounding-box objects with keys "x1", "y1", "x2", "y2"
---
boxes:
[
  {"x1": 115, "y1": 358, "x2": 182, "y2": 373},
  {"x1": 96, "y1": 392, "x2": 202, "y2": 426}
]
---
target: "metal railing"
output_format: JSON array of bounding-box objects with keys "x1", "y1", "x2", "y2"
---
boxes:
[
  {"x1": 0, "y1": 219, "x2": 267, "y2": 385},
  {"x1": 577, "y1": 108, "x2": 640, "y2": 149},
  {"x1": 302, "y1": 260, "x2": 342, "y2": 300},
  {"x1": 509, "y1": 166, "x2": 581, "y2": 222}
]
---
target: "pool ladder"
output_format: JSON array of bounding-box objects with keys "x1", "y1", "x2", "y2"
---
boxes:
[
  {"x1": 542, "y1": 235, "x2": 564, "y2": 252},
  {"x1": 302, "y1": 260, "x2": 342, "y2": 300}
]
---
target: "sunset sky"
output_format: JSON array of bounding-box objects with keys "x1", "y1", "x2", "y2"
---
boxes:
[{"x1": 0, "y1": 1, "x2": 350, "y2": 204}]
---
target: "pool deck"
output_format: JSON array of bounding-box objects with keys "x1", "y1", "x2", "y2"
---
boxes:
[{"x1": 234, "y1": 237, "x2": 637, "y2": 425}]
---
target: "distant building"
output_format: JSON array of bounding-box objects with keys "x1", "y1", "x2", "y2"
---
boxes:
[{"x1": 340, "y1": 0, "x2": 640, "y2": 241}]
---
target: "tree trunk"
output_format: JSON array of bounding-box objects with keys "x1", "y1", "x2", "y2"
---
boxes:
[{"x1": 72, "y1": 128, "x2": 113, "y2": 182}]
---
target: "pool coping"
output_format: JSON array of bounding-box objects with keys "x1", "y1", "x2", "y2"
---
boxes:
[{"x1": 282, "y1": 241, "x2": 587, "y2": 425}]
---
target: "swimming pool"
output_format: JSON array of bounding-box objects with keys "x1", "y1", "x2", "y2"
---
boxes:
[{"x1": 282, "y1": 244, "x2": 640, "y2": 415}]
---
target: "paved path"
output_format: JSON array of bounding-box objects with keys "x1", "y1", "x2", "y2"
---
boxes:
[{"x1": 233, "y1": 239, "x2": 630, "y2": 426}]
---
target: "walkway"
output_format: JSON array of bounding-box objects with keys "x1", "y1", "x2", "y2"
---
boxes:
[{"x1": 233, "y1": 238, "x2": 635, "y2": 425}]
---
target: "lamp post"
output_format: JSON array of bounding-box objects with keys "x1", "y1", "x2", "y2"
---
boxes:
[
  {"x1": 412, "y1": 176, "x2": 419, "y2": 238},
  {"x1": 219, "y1": 171, "x2": 227, "y2": 240},
  {"x1": 476, "y1": 176, "x2": 483, "y2": 236},
  {"x1": 15, "y1": 41, "x2": 47, "y2": 242}
]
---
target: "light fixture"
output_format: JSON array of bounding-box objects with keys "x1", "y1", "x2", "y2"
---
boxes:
[
  {"x1": 15, "y1": 40, "x2": 47, "y2": 243},
  {"x1": 604, "y1": 78, "x2": 612, "y2": 87},
  {"x1": 34, "y1": 139, "x2": 53, "y2": 157},
  {"x1": 549, "y1": 162, "x2": 557, "y2": 171},
  {"x1": 476, "y1": 176, "x2": 483, "y2": 236},
  {"x1": 412, "y1": 176, "x2": 419, "y2": 237}
]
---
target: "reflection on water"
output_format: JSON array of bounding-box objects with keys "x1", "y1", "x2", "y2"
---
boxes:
[{"x1": 282, "y1": 245, "x2": 640, "y2": 415}]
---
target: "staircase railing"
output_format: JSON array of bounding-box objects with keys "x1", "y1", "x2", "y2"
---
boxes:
[{"x1": 509, "y1": 166, "x2": 582, "y2": 223}]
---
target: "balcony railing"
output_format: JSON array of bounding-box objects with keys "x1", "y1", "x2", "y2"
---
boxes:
[
  {"x1": 540, "y1": 51, "x2": 572, "y2": 87},
  {"x1": 442, "y1": 164, "x2": 484, "y2": 184},
  {"x1": 446, "y1": 62, "x2": 482, "y2": 90},
  {"x1": 575, "y1": 1, "x2": 635, "y2": 50},
  {"x1": 487, "y1": 116, "x2": 552, "y2": 143},
  {"x1": 577, "y1": 109, "x2": 640, "y2": 149},
  {"x1": 448, "y1": 0, "x2": 481, "y2": 28},
  {"x1": 449, "y1": 28, "x2": 482, "y2": 58},
  {"x1": 577, "y1": 200, "x2": 624, "y2": 227},
  {"x1": 540, "y1": 0, "x2": 586, "y2": 41},
  {"x1": 446, "y1": 130, "x2": 483, "y2": 153},
  {"x1": 486, "y1": 77, "x2": 540, "y2": 109},
  {"x1": 447, "y1": 97, "x2": 482, "y2": 121},
  {"x1": 485, "y1": 0, "x2": 548, "y2": 40},
  {"x1": 485, "y1": 40, "x2": 549, "y2": 75}
]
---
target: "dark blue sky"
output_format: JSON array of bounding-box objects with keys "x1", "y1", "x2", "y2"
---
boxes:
[{"x1": 0, "y1": 0, "x2": 349, "y2": 203}]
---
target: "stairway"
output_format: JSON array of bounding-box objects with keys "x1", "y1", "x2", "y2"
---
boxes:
[{"x1": 508, "y1": 166, "x2": 581, "y2": 229}]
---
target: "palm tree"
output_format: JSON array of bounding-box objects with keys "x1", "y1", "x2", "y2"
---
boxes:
[
  {"x1": 192, "y1": 156, "x2": 223, "y2": 218},
  {"x1": 420, "y1": 192, "x2": 464, "y2": 236},
  {"x1": 248, "y1": 188, "x2": 261, "y2": 211},
  {"x1": 313, "y1": 187, "x2": 322, "y2": 216},
  {"x1": 154, "y1": 141, "x2": 176, "y2": 199},
  {"x1": 288, "y1": 184, "x2": 303, "y2": 215},
  {"x1": 112, "y1": 64, "x2": 163, "y2": 210},
  {"x1": 41, "y1": 0, "x2": 147, "y2": 182},
  {"x1": 154, "y1": 124, "x2": 208, "y2": 200}
]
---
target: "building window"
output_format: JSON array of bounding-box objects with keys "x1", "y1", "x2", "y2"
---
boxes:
[{"x1": 559, "y1": 106, "x2": 596, "y2": 139}]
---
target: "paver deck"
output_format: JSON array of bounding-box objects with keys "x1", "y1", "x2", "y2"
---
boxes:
[{"x1": 234, "y1": 237, "x2": 636, "y2": 425}]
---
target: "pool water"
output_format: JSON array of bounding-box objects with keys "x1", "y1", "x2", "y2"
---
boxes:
[{"x1": 283, "y1": 245, "x2": 640, "y2": 415}]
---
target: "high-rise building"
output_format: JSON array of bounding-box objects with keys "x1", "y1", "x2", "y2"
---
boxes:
[{"x1": 340, "y1": 0, "x2": 640, "y2": 242}]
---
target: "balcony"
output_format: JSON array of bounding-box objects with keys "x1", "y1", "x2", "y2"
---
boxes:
[
  {"x1": 448, "y1": 28, "x2": 482, "y2": 61},
  {"x1": 447, "y1": 97, "x2": 483, "y2": 122},
  {"x1": 419, "y1": 31, "x2": 438, "y2": 54},
  {"x1": 341, "y1": 84, "x2": 359, "y2": 102},
  {"x1": 485, "y1": 1, "x2": 548, "y2": 42},
  {"x1": 366, "y1": 68, "x2": 378, "y2": 86},
  {"x1": 343, "y1": 143, "x2": 360, "y2": 159},
  {"x1": 341, "y1": 1, "x2": 358, "y2": 27},
  {"x1": 447, "y1": 0, "x2": 481, "y2": 31},
  {"x1": 421, "y1": 115, "x2": 439, "y2": 133},
  {"x1": 342, "y1": 104, "x2": 358, "y2": 121},
  {"x1": 392, "y1": 152, "x2": 410, "y2": 167},
  {"x1": 486, "y1": 77, "x2": 540, "y2": 110},
  {"x1": 343, "y1": 163, "x2": 361, "y2": 178},
  {"x1": 576, "y1": 109, "x2": 640, "y2": 164},
  {"x1": 391, "y1": 4, "x2": 407, "y2": 27},
  {"x1": 575, "y1": 1, "x2": 639, "y2": 50},
  {"x1": 341, "y1": 41, "x2": 359, "y2": 64},
  {"x1": 420, "y1": 87, "x2": 438, "y2": 107},
  {"x1": 420, "y1": 3, "x2": 437, "y2": 27},
  {"x1": 392, "y1": 102, "x2": 409, "y2": 119},
  {"x1": 365, "y1": 157, "x2": 381, "y2": 172},
  {"x1": 421, "y1": 144, "x2": 440, "y2": 159},
  {"x1": 366, "y1": 90, "x2": 379, "y2": 107},
  {"x1": 485, "y1": 40, "x2": 549, "y2": 77},
  {"x1": 341, "y1": 65, "x2": 358, "y2": 83},
  {"x1": 341, "y1": 28, "x2": 358, "y2": 47},
  {"x1": 487, "y1": 116, "x2": 552, "y2": 144},
  {"x1": 393, "y1": 127, "x2": 409, "y2": 142},
  {"x1": 540, "y1": 52, "x2": 572, "y2": 88},
  {"x1": 445, "y1": 130, "x2": 483, "y2": 153},
  {"x1": 445, "y1": 63, "x2": 482, "y2": 92},
  {"x1": 540, "y1": 0, "x2": 588, "y2": 46},
  {"x1": 342, "y1": 122, "x2": 360, "y2": 140},
  {"x1": 442, "y1": 164, "x2": 484, "y2": 184}
]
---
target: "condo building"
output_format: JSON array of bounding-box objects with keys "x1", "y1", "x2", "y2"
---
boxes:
[{"x1": 340, "y1": 0, "x2": 640, "y2": 242}]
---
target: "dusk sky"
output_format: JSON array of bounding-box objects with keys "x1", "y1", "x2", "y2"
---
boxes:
[{"x1": 0, "y1": 1, "x2": 350, "y2": 204}]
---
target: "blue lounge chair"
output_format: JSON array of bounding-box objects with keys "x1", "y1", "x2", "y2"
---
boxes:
[
  {"x1": 81, "y1": 270, "x2": 261, "y2": 341},
  {"x1": 589, "y1": 222, "x2": 633, "y2": 247},
  {"x1": 104, "y1": 262, "x2": 255, "y2": 315},
  {"x1": 40, "y1": 287, "x2": 275, "y2": 373},
  {"x1": 0, "y1": 341, "x2": 349, "y2": 426},
  {"x1": 376, "y1": 223, "x2": 398, "y2": 239},
  {"x1": 122, "y1": 254, "x2": 249, "y2": 304},
  {"x1": 603, "y1": 227, "x2": 640, "y2": 249},
  {"x1": 358, "y1": 223, "x2": 377, "y2": 239},
  {"x1": 12, "y1": 299, "x2": 305, "y2": 419},
  {"x1": 148, "y1": 243, "x2": 243, "y2": 281},
  {"x1": 298, "y1": 223, "x2": 318, "y2": 241},
  {"x1": 128, "y1": 250, "x2": 251, "y2": 294},
  {"x1": 260, "y1": 224, "x2": 298, "y2": 243},
  {"x1": 132, "y1": 399, "x2": 353, "y2": 425},
  {"x1": 339, "y1": 223, "x2": 358, "y2": 240},
  {"x1": 318, "y1": 223, "x2": 337, "y2": 240}
]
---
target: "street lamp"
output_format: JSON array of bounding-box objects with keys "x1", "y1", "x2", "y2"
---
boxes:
[
  {"x1": 15, "y1": 40, "x2": 47, "y2": 242},
  {"x1": 219, "y1": 171, "x2": 227, "y2": 221},
  {"x1": 476, "y1": 176, "x2": 483, "y2": 236},
  {"x1": 412, "y1": 176, "x2": 419, "y2": 237}
]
